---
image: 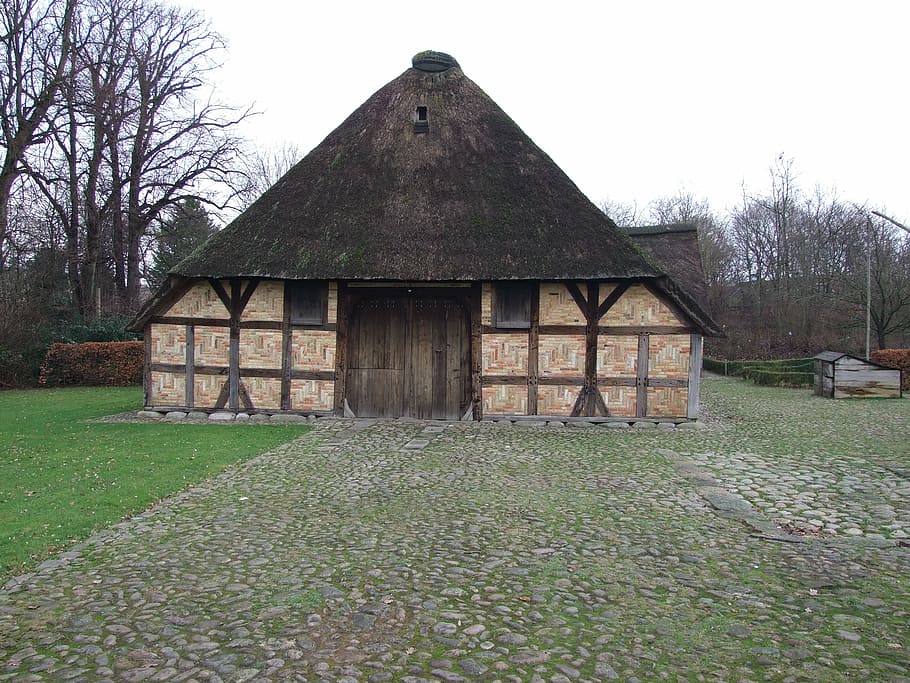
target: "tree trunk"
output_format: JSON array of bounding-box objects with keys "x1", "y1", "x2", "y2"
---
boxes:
[{"x1": 0, "y1": 174, "x2": 13, "y2": 269}]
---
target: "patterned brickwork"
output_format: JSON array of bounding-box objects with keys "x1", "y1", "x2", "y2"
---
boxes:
[
  {"x1": 598, "y1": 284, "x2": 618, "y2": 313},
  {"x1": 482, "y1": 333, "x2": 528, "y2": 376},
  {"x1": 239, "y1": 330, "x2": 283, "y2": 369},
  {"x1": 649, "y1": 335, "x2": 690, "y2": 379},
  {"x1": 482, "y1": 384, "x2": 527, "y2": 415},
  {"x1": 538, "y1": 335, "x2": 585, "y2": 376},
  {"x1": 480, "y1": 283, "x2": 493, "y2": 326},
  {"x1": 647, "y1": 386, "x2": 688, "y2": 417},
  {"x1": 599, "y1": 384, "x2": 637, "y2": 417},
  {"x1": 292, "y1": 330, "x2": 336, "y2": 371},
  {"x1": 243, "y1": 377, "x2": 282, "y2": 409},
  {"x1": 168, "y1": 281, "x2": 229, "y2": 318},
  {"x1": 194, "y1": 376, "x2": 225, "y2": 407},
  {"x1": 601, "y1": 285, "x2": 680, "y2": 326},
  {"x1": 291, "y1": 379, "x2": 334, "y2": 411},
  {"x1": 539, "y1": 283, "x2": 584, "y2": 325},
  {"x1": 537, "y1": 385, "x2": 578, "y2": 416},
  {"x1": 150, "y1": 371, "x2": 185, "y2": 405},
  {"x1": 195, "y1": 326, "x2": 230, "y2": 366},
  {"x1": 597, "y1": 335, "x2": 639, "y2": 376},
  {"x1": 327, "y1": 282, "x2": 338, "y2": 324},
  {"x1": 240, "y1": 280, "x2": 283, "y2": 321},
  {"x1": 150, "y1": 324, "x2": 186, "y2": 364}
]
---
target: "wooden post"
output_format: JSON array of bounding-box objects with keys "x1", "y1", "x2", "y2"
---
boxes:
[
  {"x1": 527, "y1": 283, "x2": 540, "y2": 415},
  {"x1": 470, "y1": 283, "x2": 483, "y2": 420},
  {"x1": 636, "y1": 334, "x2": 649, "y2": 417},
  {"x1": 185, "y1": 325, "x2": 195, "y2": 408},
  {"x1": 584, "y1": 282, "x2": 599, "y2": 416},
  {"x1": 687, "y1": 334, "x2": 702, "y2": 419},
  {"x1": 228, "y1": 279, "x2": 241, "y2": 411},
  {"x1": 333, "y1": 282, "x2": 349, "y2": 416},
  {"x1": 143, "y1": 329, "x2": 152, "y2": 408},
  {"x1": 280, "y1": 286, "x2": 293, "y2": 410}
]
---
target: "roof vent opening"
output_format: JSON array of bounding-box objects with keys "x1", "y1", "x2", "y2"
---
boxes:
[
  {"x1": 412, "y1": 51, "x2": 459, "y2": 72},
  {"x1": 414, "y1": 106, "x2": 429, "y2": 134}
]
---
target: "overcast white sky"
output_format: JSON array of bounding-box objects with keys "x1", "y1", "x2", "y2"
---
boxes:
[{"x1": 180, "y1": 0, "x2": 909, "y2": 224}]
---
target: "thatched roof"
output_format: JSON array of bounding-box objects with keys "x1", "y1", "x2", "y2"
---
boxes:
[
  {"x1": 173, "y1": 52, "x2": 661, "y2": 282},
  {"x1": 133, "y1": 53, "x2": 721, "y2": 336},
  {"x1": 622, "y1": 223, "x2": 708, "y2": 308}
]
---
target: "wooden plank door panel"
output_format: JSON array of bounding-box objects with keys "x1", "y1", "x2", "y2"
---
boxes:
[{"x1": 346, "y1": 294, "x2": 469, "y2": 419}]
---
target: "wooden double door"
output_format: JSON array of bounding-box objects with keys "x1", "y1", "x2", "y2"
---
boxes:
[{"x1": 345, "y1": 292, "x2": 471, "y2": 419}]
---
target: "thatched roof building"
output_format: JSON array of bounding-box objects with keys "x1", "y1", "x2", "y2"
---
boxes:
[{"x1": 131, "y1": 51, "x2": 720, "y2": 422}]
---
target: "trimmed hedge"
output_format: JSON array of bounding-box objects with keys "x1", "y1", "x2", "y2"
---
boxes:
[
  {"x1": 704, "y1": 357, "x2": 815, "y2": 388},
  {"x1": 871, "y1": 349, "x2": 910, "y2": 391},
  {"x1": 743, "y1": 369, "x2": 815, "y2": 387},
  {"x1": 39, "y1": 341, "x2": 144, "y2": 387}
]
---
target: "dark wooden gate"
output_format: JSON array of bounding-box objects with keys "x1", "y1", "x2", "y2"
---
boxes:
[{"x1": 346, "y1": 293, "x2": 470, "y2": 419}]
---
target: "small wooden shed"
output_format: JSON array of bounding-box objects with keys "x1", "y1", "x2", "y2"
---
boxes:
[{"x1": 814, "y1": 351, "x2": 902, "y2": 398}]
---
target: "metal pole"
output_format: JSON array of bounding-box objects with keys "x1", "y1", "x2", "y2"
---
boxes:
[
  {"x1": 871, "y1": 210, "x2": 910, "y2": 235},
  {"x1": 866, "y1": 210, "x2": 910, "y2": 358},
  {"x1": 866, "y1": 220, "x2": 871, "y2": 360}
]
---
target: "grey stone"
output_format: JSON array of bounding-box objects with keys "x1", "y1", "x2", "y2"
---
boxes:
[
  {"x1": 209, "y1": 411, "x2": 235, "y2": 421},
  {"x1": 458, "y1": 658, "x2": 487, "y2": 675},
  {"x1": 137, "y1": 410, "x2": 163, "y2": 419},
  {"x1": 632, "y1": 421, "x2": 657, "y2": 429},
  {"x1": 234, "y1": 412, "x2": 250, "y2": 422},
  {"x1": 186, "y1": 411, "x2": 209, "y2": 421},
  {"x1": 555, "y1": 663, "x2": 581, "y2": 678},
  {"x1": 508, "y1": 651, "x2": 549, "y2": 665},
  {"x1": 248, "y1": 413, "x2": 270, "y2": 423},
  {"x1": 352, "y1": 612, "x2": 376, "y2": 630},
  {"x1": 726, "y1": 624, "x2": 751, "y2": 638},
  {"x1": 701, "y1": 488, "x2": 753, "y2": 514},
  {"x1": 603, "y1": 421, "x2": 630, "y2": 429},
  {"x1": 404, "y1": 439, "x2": 431, "y2": 450},
  {"x1": 594, "y1": 662, "x2": 620, "y2": 679},
  {"x1": 431, "y1": 622, "x2": 457, "y2": 636},
  {"x1": 782, "y1": 648, "x2": 813, "y2": 660},
  {"x1": 270, "y1": 413, "x2": 308, "y2": 423},
  {"x1": 496, "y1": 631, "x2": 527, "y2": 645},
  {"x1": 164, "y1": 411, "x2": 187, "y2": 421}
]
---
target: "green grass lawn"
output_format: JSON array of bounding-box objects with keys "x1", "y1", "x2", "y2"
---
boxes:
[{"x1": 0, "y1": 386, "x2": 310, "y2": 578}]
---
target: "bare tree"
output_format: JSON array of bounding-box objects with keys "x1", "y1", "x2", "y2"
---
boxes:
[
  {"x1": 841, "y1": 216, "x2": 910, "y2": 349},
  {"x1": 27, "y1": 0, "x2": 251, "y2": 314},
  {"x1": 236, "y1": 141, "x2": 302, "y2": 211},
  {"x1": 599, "y1": 198, "x2": 642, "y2": 227},
  {"x1": 0, "y1": 0, "x2": 75, "y2": 268}
]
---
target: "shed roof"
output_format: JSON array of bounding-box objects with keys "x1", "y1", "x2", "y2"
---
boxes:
[{"x1": 813, "y1": 351, "x2": 895, "y2": 369}]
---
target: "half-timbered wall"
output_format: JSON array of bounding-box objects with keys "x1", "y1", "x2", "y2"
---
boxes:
[
  {"x1": 479, "y1": 281, "x2": 697, "y2": 418},
  {"x1": 145, "y1": 279, "x2": 337, "y2": 413},
  {"x1": 144, "y1": 278, "x2": 698, "y2": 418}
]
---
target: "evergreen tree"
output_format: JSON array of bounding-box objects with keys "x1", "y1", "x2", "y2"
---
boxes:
[{"x1": 147, "y1": 199, "x2": 218, "y2": 291}]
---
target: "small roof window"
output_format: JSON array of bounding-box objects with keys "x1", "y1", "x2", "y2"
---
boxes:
[{"x1": 414, "y1": 106, "x2": 429, "y2": 134}]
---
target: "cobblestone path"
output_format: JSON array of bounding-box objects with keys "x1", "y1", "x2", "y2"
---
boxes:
[{"x1": 2, "y1": 378, "x2": 909, "y2": 682}]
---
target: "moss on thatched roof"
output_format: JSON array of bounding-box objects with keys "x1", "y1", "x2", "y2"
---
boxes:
[
  {"x1": 622, "y1": 224, "x2": 708, "y2": 308},
  {"x1": 173, "y1": 54, "x2": 662, "y2": 282}
]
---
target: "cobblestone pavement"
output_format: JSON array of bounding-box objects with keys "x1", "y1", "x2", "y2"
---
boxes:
[{"x1": 1, "y1": 377, "x2": 909, "y2": 682}]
